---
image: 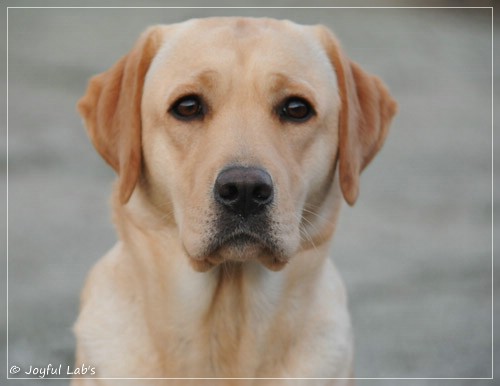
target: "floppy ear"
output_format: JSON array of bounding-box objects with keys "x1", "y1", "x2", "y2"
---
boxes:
[
  {"x1": 77, "y1": 26, "x2": 165, "y2": 204},
  {"x1": 316, "y1": 26, "x2": 398, "y2": 206}
]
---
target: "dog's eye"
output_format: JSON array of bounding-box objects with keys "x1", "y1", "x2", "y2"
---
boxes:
[
  {"x1": 280, "y1": 97, "x2": 314, "y2": 122},
  {"x1": 170, "y1": 95, "x2": 204, "y2": 120}
]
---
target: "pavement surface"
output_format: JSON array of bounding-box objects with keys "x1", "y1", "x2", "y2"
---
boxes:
[{"x1": 2, "y1": 2, "x2": 497, "y2": 385}]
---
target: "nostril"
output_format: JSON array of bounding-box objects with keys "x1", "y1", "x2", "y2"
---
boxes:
[
  {"x1": 252, "y1": 183, "x2": 273, "y2": 203},
  {"x1": 219, "y1": 183, "x2": 239, "y2": 201}
]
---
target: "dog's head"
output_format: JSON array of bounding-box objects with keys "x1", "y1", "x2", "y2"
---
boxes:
[{"x1": 78, "y1": 18, "x2": 397, "y2": 272}]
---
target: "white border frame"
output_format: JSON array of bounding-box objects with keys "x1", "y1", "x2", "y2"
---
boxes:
[{"x1": 5, "y1": 5, "x2": 494, "y2": 382}]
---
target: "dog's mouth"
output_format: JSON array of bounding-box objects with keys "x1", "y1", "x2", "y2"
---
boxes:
[
  {"x1": 222, "y1": 232, "x2": 260, "y2": 247},
  {"x1": 214, "y1": 229, "x2": 273, "y2": 251},
  {"x1": 189, "y1": 228, "x2": 288, "y2": 272}
]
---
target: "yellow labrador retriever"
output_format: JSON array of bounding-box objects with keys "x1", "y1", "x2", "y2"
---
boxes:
[{"x1": 73, "y1": 17, "x2": 397, "y2": 385}]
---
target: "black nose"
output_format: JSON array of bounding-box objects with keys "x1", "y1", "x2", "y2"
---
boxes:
[{"x1": 214, "y1": 166, "x2": 274, "y2": 217}]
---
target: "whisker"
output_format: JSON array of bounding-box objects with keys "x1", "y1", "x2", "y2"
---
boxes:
[
  {"x1": 293, "y1": 212, "x2": 319, "y2": 254},
  {"x1": 300, "y1": 215, "x2": 322, "y2": 243},
  {"x1": 301, "y1": 207, "x2": 336, "y2": 227},
  {"x1": 299, "y1": 224, "x2": 319, "y2": 254}
]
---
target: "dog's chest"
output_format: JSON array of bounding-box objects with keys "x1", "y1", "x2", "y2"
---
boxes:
[
  {"x1": 155, "y1": 266, "x2": 286, "y2": 377},
  {"x1": 160, "y1": 273, "x2": 269, "y2": 377}
]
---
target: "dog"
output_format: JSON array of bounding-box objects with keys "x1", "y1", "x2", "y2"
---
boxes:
[{"x1": 73, "y1": 17, "x2": 397, "y2": 385}]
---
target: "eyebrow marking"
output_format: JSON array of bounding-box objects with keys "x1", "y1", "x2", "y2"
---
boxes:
[
  {"x1": 166, "y1": 69, "x2": 221, "y2": 106},
  {"x1": 267, "y1": 72, "x2": 318, "y2": 108}
]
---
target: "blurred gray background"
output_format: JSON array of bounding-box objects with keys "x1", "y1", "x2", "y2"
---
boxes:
[{"x1": 2, "y1": 1, "x2": 497, "y2": 385}]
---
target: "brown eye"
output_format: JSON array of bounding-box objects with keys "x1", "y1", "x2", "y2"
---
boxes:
[
  {"x1": 280, "y1": 97, "x2": 314, "y2": 122},
  {"x1": 170, "y1": 95, "x2": 204, "y2": 120}
]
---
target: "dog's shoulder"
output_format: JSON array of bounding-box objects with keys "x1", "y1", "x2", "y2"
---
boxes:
[{"x1": 74, "y1": 243, "x2": 162, "y2": 377}]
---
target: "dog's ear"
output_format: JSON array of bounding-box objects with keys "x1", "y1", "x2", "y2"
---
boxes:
[
  {"x1": 77, "y1": 26, "x2": 165, "y2": 204},
  {"x1": 316, "y1": 26, "x2": 398, "y2": 205}
]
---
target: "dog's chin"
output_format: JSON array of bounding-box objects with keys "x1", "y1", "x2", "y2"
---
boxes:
[{"x1": 188, "y1": 235, "x2": 288, "y2": 272}]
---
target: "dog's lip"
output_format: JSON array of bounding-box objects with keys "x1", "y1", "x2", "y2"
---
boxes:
[
  {"x1": 186, "y1": 230, "x2": 265, "y2": 258},
  {"x1": 212, "y1": 229, "x2": 270, "y2": 250},
  {"x1": 186, "y1": 230, "x2": 289, "y2": 272}
]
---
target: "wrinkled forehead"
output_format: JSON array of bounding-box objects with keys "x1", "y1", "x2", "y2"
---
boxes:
[{"x1": 147, "y1": 18, "x2": 337, "y2": 93}]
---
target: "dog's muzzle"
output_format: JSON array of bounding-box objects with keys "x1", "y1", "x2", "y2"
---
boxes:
[{"x1": 188, "y1": 166, "x2": 288, "y2": 272}]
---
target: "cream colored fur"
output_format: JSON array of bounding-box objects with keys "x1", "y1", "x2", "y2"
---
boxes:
[{"x1": 73, "y1": 17, "x2": 397, "y2": 386}]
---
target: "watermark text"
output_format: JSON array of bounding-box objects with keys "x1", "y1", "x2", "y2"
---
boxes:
[{"x1": 9, "y1": 363, "x2": 96, "y2": 378}]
